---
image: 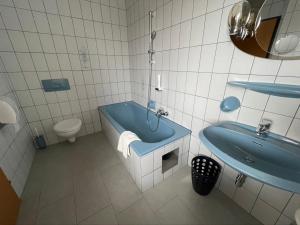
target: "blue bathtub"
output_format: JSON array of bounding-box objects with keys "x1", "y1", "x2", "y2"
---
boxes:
[{"x1": 99, "y1": 101, "x2": 191, "y2": 156}]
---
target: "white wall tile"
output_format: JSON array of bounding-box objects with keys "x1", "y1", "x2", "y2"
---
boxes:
[
  {"x1": 33, "y1": 12, "x2": 50, "y2": 33},
  {"x1": 238, "y1": 107, "x2": 263, "y2": 126},
  {"x1": 179, "y1": 20, "x2": 191, "y2": 48},
  {"x1": 283, "y1": 193, "x2": 300, "y2": 219},
  {"x1": 142, "y1": 173, "x2": 154, "y2": 192},
  {"x1": 287, "y1": 118, "x2": 300, "y2": 141},
  {"x1": 266, "y1": 96, "x2": 300, "y2": 117},
  {"x1": 8, "y1": 31, "x2": 28, "y2": 52},
  {"x1": 193, "y1": 0, "x2": 207, "y2": 17},
  {"x1": 196, "y1": 73, "x2": 211, "y2": 97},
  {"x1": 203, "y1": 10, "x2": 222, "y2": 44},
  {"x1": 259, "y1": 184, "x2": 293, "y2": 211},
  {"x1": 219, "y1": 174, "x2": 236, "y2": 198},
  {"x1": 230, "y1": 48, "x2": 254, "y2": 74},
  {"x1": 207, "y1": 0, "x2": 224, "y2": 12},
  {"x1": 141, "y1": 152, "x2": 154, "y2": 176},
  {"x1": 251, "y1": 58, "x2": 281, "y2": 75},
  {"x1": 199, "y1": 44, "x2": 216, "y2": 72},
  {"x1": 251, "y1": 199, "x2": 280, "y2": 225},
  {"x1": 208, "y1": 73, "x2": 228, "y2": 100},
  {"x1": 278, "y1": 60, "x2": 300, "y2": 76},
  {"x1": 234, "y1": 187, "x2": 257, "y2": 212},
  {"x1": 17, "y1": 9, "x2": 36, "y2": 32},
  {"x1": 187, "y1": 47, "x2": 201, "y2": 72},
  {"x1": 213, "y1": 42, "x2": 234, "y2": 73},
  {"x1": 205, "y1": 99, "x2": 221, "y2": 123},
  {"x1": 242, "y1": 90, "x2": 269, "y2": 110},
  {"x1": 0, "y1": 6, "x2": 21, "y2": 30},
  {"x1": 190, "y1": 16, "x2": 205, "y2": 47}
]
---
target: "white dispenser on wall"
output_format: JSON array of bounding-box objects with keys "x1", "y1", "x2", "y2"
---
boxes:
[
  {"x1": 0, "y1": 100, "x2": 17, "y2": 125},
  {"x1": 155, "y1": 74, "x2": 163, "y2": 91}
]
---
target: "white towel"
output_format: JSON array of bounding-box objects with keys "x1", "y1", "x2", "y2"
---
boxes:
[{"x1": 117, "y1": 131, "x2": 140, "y2": 158}]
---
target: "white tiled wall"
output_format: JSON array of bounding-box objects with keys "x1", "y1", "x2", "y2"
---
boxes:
[
  {"x1": 125, "y1": 0, "x2": 300, "y2": 224},
  {"x1": 0, "y1": 0, "x2": 131, "y2": 145},
  {"x1": 0, "y1": 67, "x2": 35, "y2": 197}
]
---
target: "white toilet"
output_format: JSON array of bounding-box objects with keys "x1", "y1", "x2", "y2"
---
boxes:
[
  {"x1": 296, "y1": 209, "x2": 300, "y2": 225},
  {"x1": 53, "y1": 118, "x2": 82, "y2": 143}
]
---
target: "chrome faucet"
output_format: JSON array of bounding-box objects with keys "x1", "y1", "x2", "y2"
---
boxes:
[
  {"x1": 156, "y1": 108, "x2": 168, "y2": 118},
  {"x1": 256, "y1": 119, "x2": 272, "y2": 136}
]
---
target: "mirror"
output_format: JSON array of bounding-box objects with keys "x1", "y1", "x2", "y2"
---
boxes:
[{"x1": 229, "y1": 0, "x2": 300, "y2": 60}]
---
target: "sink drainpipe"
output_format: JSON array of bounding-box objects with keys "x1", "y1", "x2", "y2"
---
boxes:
[{"x1": 235, "y1": 173, "x2": 247, "y2": 187}]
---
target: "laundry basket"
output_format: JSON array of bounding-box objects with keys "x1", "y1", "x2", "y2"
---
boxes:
[{"x1": 191, "y1": 155, "x2": 222, "y2": 196}]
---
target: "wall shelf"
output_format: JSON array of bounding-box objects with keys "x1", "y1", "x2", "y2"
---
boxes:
[{"x1": 228, "y1": 81, "x2": 300, "y2": 98}]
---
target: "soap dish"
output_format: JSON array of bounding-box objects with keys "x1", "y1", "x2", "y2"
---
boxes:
[{"x1": 220, "y1": 96, "x2": 241, "y2": 112}]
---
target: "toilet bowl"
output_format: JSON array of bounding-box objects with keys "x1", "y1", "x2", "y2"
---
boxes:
[{"x1": 53, "y1": 118, "x2": 82, "y2": 143}]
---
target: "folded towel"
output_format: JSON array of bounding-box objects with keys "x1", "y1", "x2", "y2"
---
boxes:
[{"x1": 117, "y1": 131, "x2": 140, "y2": 158}]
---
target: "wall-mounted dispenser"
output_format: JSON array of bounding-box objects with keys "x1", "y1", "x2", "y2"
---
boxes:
[
  {"x1": 0, "y1": 100, "x2": 17, "y2": 126},
  {"x1": 155, "y1": 74, "x2": 163, "y2": 91}
]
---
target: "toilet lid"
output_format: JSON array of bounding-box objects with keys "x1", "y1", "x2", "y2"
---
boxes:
[{"x1": 54, "y1": 118, "x2": 82, "y2": 133}]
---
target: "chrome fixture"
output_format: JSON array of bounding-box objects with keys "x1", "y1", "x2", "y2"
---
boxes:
[
  {"x1": 156, "y1": 108, "x2": 169, "y2": 118},
  {"x1": 148, "y1": 11, "x2": 156, "y2": 66},
  {"x1": 229, "y1": 0, "x2": 300, "y2": 59},
  {"x1": 228, "y1": 0, "x2": 257, "y2": 40},
  {"x1": 256, "y1": 118, "x2": 272, "y2": 136},
  {"x1": 146, "y1": 10, "x2": 161, "y2": 132},
  {"x1": 235, "y1": 173, "x2": 247, "y2": 187}
]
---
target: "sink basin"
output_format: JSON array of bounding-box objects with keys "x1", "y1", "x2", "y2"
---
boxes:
[{"x1": 199, "y1": 121, "x2": 300, "y2": 193}]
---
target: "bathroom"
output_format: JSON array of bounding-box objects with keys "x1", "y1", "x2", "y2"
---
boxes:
[{"x1": 0, "y1": 0, "x2": 299, "y2": 224}]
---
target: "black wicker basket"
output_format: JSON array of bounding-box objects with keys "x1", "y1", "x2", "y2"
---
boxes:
[{"x1": 191, "y1": 155, "x2": 222, "y2": 196}]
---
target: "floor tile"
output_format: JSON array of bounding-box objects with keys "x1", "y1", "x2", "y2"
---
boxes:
[
  {"x1": 80, "y1": 205, "x2": 118, "y2": 225},
  {"x1": 36, "y1": 195, "x2": 76, "y2": 225},
  {"x1": 143, "y1": 181, "x2": 177, "y2": 212},
  {"x1": 181, "y1": 189, "x2": 261, "y2": 225},
  {"x1": 74, "y1": 169, "x2": 110, "y2": 222},
  {"x1": 39, "y1": 176, "x2": 73, "y2": 208},
  {"x1": 157, "y1": 197, "x2": 199, "y2": 225},
  {"x1": 101, "y1": 164, "x2": 142, "y2": 212},
  {"x1": 18, "y1": 132, "x2": 263, "y2": 225},
  {"x1": 17, "y1": 195, "x2": 39, "y2": 225},
  {"x1": 117, "y1": 198, "x2": 160, "y2": 225}
]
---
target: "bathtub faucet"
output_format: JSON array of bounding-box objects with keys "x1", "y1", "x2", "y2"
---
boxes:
[
  {"x1": 156, "y1": 108, "x2": 169, "y2": 118},
  {"x1": 256, "y1": 119, "x2": 272, "y2": 136}
]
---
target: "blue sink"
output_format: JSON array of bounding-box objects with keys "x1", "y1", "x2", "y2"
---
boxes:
[{"x1": 200, "y1": 121, "x2": 300, "y2": 193}]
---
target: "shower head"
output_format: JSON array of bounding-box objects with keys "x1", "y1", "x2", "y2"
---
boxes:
[{"x1": 151, "y1": 31, "x2": 156, "y2": 40}]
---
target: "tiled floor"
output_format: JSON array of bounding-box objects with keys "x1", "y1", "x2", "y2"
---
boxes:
[{"x1": 17, "y1": 132, "x2": 262, "y2": 225}]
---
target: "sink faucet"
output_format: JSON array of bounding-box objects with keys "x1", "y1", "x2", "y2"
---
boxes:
[
  {"x1": 156, "y1": 108, "x2": 168, "y2": 118},
  {"x1": 256, "y1": 119, "x2": 272, "y2": 136}
]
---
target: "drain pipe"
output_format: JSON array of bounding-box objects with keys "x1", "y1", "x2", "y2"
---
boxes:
[{"x1": 235, "y1": 173, "x2": 247, "y2": 187}]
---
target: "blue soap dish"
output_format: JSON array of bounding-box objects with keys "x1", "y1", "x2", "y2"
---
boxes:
[{"x1": 220, "y1": 96, "x2": 241, "y2": 112}]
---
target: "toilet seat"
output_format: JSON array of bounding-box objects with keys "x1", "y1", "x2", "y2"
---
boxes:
[{"x1": 54, "y1": 118, "x2": 82, "y2": 133}]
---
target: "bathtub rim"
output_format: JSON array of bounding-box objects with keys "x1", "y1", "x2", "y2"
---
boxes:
[{"x1": 99, "y1": 101, "x2": 191, "y2": 156}]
